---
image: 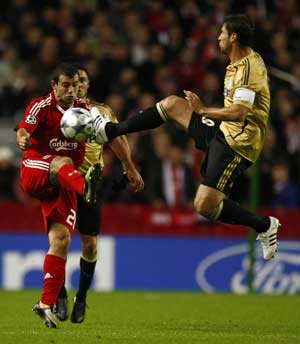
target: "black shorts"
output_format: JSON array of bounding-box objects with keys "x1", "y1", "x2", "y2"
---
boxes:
[
  {"x1": 188, "y1": 113, "x2": 252, "y2": 195},
  {"x1": 76, "y1": 195, "x2": 101, "y2": 236}
]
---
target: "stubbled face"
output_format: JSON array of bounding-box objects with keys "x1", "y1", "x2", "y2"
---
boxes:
[
  {"x1": 77, "y1": 69, "x2": 90, "y2": 99},
  {"x1": 52, "y1": 73, "x2": 79, "y2": 107},
  {"x1": 218, "y1": 24, "x2": 232, "y2": 55}
]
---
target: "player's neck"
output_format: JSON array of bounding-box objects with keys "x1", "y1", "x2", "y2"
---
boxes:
[
  {"x1": 229, "y1": 46, "x2": 252, "y2": 63},
  {"x1": 57, "y1": 101, "x2": 74, "y2": 110}
]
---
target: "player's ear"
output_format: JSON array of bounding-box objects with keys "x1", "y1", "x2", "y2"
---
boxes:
[
  {"x1": 230, "y1": 32, "x2": 238, "y2": 44},
  {"x1": 50, "y1": 80, "x2": 56, "y2": 90}
]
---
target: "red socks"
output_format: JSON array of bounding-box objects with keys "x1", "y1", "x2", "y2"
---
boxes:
[
  {"x1": 41, "y1": 254, "x2": 66, "y2": 306},
  {"x1": 57, "y1": 164, "x2": 85, "y2": 195}
]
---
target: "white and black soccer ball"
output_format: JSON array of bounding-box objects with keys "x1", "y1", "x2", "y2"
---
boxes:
[{"x1": 60, "y1": 107, "x2": 94, "y2": 142}]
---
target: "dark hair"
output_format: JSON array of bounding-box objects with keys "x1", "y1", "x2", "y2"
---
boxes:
[
  {"x1": 69, "y1": 62, "x2": 89, "y2": 77},
  {"x1": 223, "y1": 14, "x2": 254, "y2": 47},
  {"x1": 51, "y1": 62, "x2": 79, "y2": 83}
]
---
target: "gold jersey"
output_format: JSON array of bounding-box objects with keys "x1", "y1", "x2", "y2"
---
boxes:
[
  {"x1": 220, "y1": 49, "x2": 270, "y2": 162},
  {"x1": 79, "y1": 101, "x2": 118, "y2": 175}
]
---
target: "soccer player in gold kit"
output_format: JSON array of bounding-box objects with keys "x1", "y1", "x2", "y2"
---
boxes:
[
  {"x1": 55, "y1": 66, "x2": 144, "y2": 323},
  {"x1": 93, "y1": 14, "x2": 280, "y2": 261}
]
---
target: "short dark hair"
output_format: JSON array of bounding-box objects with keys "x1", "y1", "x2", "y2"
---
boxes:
[
  {"x1": 223, "y1": 14, "x2": 254, "y2": 47},
  {"x1": 51, "y1": 62, "x2": 79, "y2": 83},
  {"x1": 71, "y1": 62, "x2": 89, "y2": 77}
]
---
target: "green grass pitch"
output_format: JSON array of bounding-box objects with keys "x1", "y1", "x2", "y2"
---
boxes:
[{"x1": 0, "y1": 290, "x2": 299, "y2": 344}]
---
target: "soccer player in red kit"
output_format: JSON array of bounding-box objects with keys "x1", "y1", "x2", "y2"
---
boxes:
[{"x1": 15, "y1": 63, "x2": 101, "y2": 328}]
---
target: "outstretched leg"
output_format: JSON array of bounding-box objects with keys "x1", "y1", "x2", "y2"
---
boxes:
[{"x1": 94, "y1": 96, "x2": 193, "y2": 144}]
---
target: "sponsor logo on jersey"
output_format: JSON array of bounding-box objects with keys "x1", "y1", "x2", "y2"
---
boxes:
[
  {"x1": 25, "y1": 114, "x2": 37, "y2": 124},
  {"x1": 49, "y1": 138, "x2": 78, "y2": 151}
]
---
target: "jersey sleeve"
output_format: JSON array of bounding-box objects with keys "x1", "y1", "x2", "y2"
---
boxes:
[
  {"x1": 232, "y1": 87, "x2": 255, "y2": 109},
  {"x1": 16, "y1": 99, "x2": 43, "y2": 134},
  {"x1": 232, "y1": 62, "x2": 256, "y2": 110}
]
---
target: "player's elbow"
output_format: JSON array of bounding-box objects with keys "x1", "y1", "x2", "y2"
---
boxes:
[
  {"x1": 231, "y1": 105, "x2": 248, "y2": 122},
  {"x1": 234, "y1": 112, "x2": 247, "y2": 122}
]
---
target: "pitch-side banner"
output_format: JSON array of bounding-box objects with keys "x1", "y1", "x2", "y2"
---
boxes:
[{"x1": 0, "y1": 234, "x2": 299, "y2": 294}]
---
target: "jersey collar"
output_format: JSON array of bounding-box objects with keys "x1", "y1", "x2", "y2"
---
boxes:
[{"x1": 229, "y1": 48, "x2": 254, "y2": 69}]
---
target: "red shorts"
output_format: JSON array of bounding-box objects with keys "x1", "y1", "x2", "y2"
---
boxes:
[{"x1": 21, "y1": 156, "x2": 77, "y2": 233}]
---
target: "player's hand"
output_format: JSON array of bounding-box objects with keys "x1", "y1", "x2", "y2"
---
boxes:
[
  {"x1": 127, "y1": 168, "x2": 144, "y2": 192},
  {"x1": 184, "y1": 90, "x2": 204, "y2": 114},
  {"x1": 16, "y1": 130, "x2": 31, "y2": 151}
]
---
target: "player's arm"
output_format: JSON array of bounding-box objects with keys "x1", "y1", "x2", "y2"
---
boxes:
[
  {"x1": 184, "y1": 90, "x2": 249, "y2": 122},
  {"x1": 16, "y1": 128, "x2": 31, "y2": 151},
  {"x1": 109, "y1": 135, "x2": 144, "y2": 192},
  {"x1": 16, "y1": 99, "x2": 42, "y2": 150}
]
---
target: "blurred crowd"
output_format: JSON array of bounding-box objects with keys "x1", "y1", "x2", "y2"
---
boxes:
[{"x1": 1, "y1": 0, "x2": 300, "y2": 208}]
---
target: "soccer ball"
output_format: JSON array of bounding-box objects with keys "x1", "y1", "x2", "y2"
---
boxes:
[{"x1": 60, "y1": 107, "x2": 94, "y2": 141}]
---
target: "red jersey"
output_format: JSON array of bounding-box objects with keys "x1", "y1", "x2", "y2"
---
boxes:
[{"x1": 17, "y1": 91, "x2": 87, "y2": 169}]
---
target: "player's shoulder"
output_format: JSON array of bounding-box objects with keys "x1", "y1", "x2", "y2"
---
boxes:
[
  {"x1": 90, "y1": 101, "x2": 115, "y2": 116},
  {"x1": 26, "y1": 93, "x2": 52, "y2": 113},
  {"x1": 87, "y1": 98, "x2": 118, "y2": 122},
  {"x1": 235, "y1": 50, "x2": 267, "y2": 85},
  {"x1": 248, "y1": 50, "x2": 266, "y2": 69},
  {"x1": 91, "y1": 100, "x2": 112, "y2": 111},
  {"x1": 236, "y1": 50, "x2": 266, "y2": 72}
]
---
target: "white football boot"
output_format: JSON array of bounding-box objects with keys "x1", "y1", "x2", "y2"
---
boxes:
[
  {"x1": 256, "y1": 216, "x2": 281, "y2": 260},
  {"x1": 90, "y1": 106, "x2": 110, "y2": 144},
  {"x1": 32, "y1": 302, "x2": 58, "y2": 328}
]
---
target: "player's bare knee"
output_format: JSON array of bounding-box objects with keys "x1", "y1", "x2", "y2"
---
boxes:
[
  {"x1": 160, "y1": 95, "x2": 182, "y2": 117},
  {"x1": 50, "y1": 156, "x2": 73, "y2": 174},
  {"x1": 83, "y1": 244, "x2": 97, "y2": 261},
  {"x1": 160, "y1": 95, "x2": 191, "y2": 128},
  {"x1": 49, "y1": 230, "x2": 71, "y2": 256},
  {"x1": 58, "y1": 232, "x2": 71, "y2": 249},
  {"x1": 82, "y1": 236, "x2": 97, "y2": 260},
  {"x1": 194, "y1": 198, "x2": 215, "y2": 219}
]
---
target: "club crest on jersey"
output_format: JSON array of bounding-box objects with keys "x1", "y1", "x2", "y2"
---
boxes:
[
  {"x1": 224, "y1": 77, "x2": 234, "y2": 97},
  {"x1": 49, "y1": 138, "x2": 78, "y2": 151},
  {"x1": 224, "y1": 88, "x2": 230, "y2": 97},
  {"x1": 227, "y1": 77, "x2": 234, "y2": 88},
  {"x1": 25, "y1": 114, "x2": 37, "y2": 124}
]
